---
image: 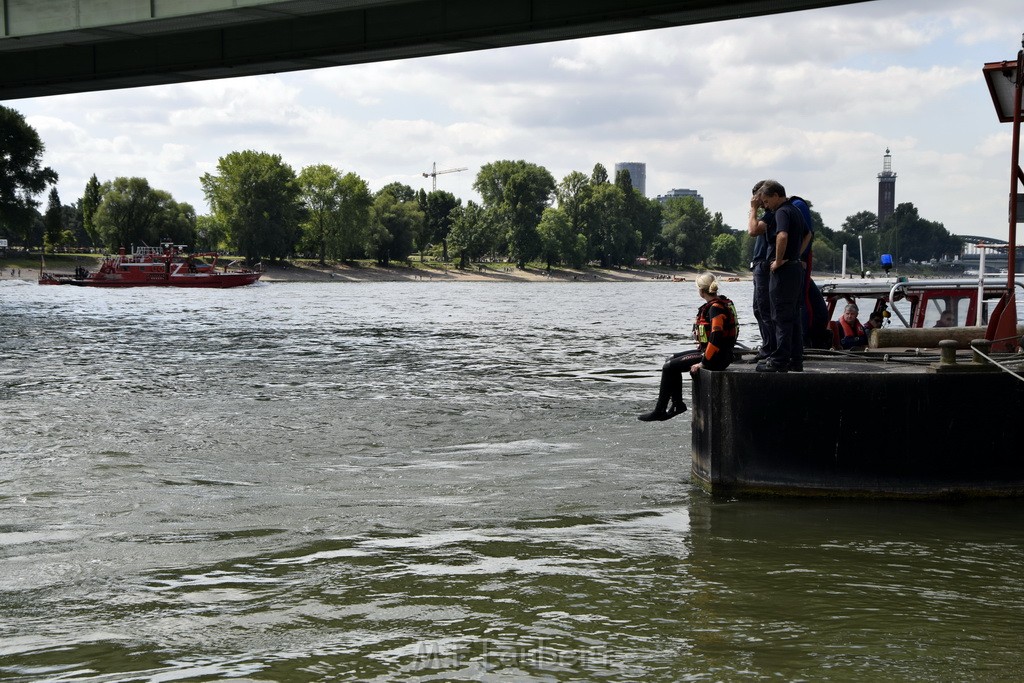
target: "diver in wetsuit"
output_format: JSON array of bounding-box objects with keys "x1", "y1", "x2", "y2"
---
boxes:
[{"x1": 638, "y1": 272, "x2": 738, "y2": 422}]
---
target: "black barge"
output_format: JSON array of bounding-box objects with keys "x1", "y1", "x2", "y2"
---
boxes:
[{"x1": 691, "y1": 350, "x2": 1024, "y2": 499}]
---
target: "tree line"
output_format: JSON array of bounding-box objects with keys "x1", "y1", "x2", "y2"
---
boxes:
[{"x1": 0, "y1": 104, "x2": 965, "y2": 272}]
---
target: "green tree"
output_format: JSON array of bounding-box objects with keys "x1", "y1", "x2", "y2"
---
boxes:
[
  {"x1": 80, "y1": 174, "x2": 103, "y2": 247},
  {"x1": 710, "y1": 233, "x2": 742, "y2": 270},
  {"x1": 93, "y1": 177, "x2": 193, "y2": 251},
  {"x1": 298, "y1": 164, "x2": 342, "y2": 264},
  {"x1": 333, "y1": 172, "x2": 372, "y2": 261},
  {"x1": 19, "y1": 209, "x2": 44, "y2": 249},
  {"x1": 659, "y1": 196, "x2": 714, "y2": 266},
  {"x1": 842, "y1": 210, "x2": 877, "y2": 235},
  {"x1": 201, "y1": 150, "x2": 302, "y2": 263},
  {"x1": 43, "y1": 188, "x2": 64, "y2": 253},
  {"x1": 556, "y1": 171, "x2": 591, "y2": 237},
  {"x1": 812, "y1": 242, "x2": 836, "y2": 273},
  {"x1": 0, "y1": 106, "x2": 58, "y2": 246},
  {"x1": 586, "y1": 182, "x2": 630, "y2": 267},
  {"x1": 367, "y1": 189, "x2": 422, "y2": 265},
  {"x1": 613, "y1": 170, "x2": 651, "y2": 263},
  {"x1": 195, "y1": 214, "x2": 228, "y2": 252},
  {"x1": 297, "y1": 164, "x2": 372, "y2": 265},
  {"x1": 448, "y1": 201, "x2": 493, "y2": 269},
  {"x1": 709, "y1": 212, "x2": 725, "y2": 238},
  {"x1": 422, "y1": 190, "x2": 460, "y2": 261},
  {"x1": 377, "y1": 182, "x2": 417, "y2": 203},
  {"x1": 159, "y1": 199, "x2": 197, "y2": 247},
  {"x1": 536, "y1": 206, "x2": 586, "y2": 269},
  {"x1": 474, "y1": 160, "x2": 555, "y2": 268},
  {"x1": 838, "y1": 209, "x2": 880, "y2": 267},
  {"x1": 614, "y1": 168, "x2": 633, "y2": 194},
  {"x1": 633, "y1": 196, "x2": 663, "y2": 256},
  {"x1": 879, "y1": 202, "x2": 962, "y2": 263},
  {"x1": 64, "y1": 201, "x2": 87, "y2": 248}
]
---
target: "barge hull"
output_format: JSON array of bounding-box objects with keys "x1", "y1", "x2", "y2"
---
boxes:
[{"x1": 691, "y1": 360, "x2": 1024, "y2": 498}]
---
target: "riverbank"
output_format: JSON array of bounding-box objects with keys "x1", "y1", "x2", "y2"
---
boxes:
[{"x1": 1, "y1": 255, "x2": 749, "y2": 283}]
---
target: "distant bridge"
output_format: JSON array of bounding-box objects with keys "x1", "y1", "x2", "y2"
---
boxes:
[
  {"x1": 958, "y1": 235, "x2": 1023, "y2": 272},
  {"x1": 960, "y1": 235, "x2": 1010, "y2": 256},
  {"x1": 0, "y1": 0, "x2": 872, "y2": 100}
]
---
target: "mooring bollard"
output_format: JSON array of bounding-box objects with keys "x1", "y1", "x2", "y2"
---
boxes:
[
  {"x1": 938, "y1": 339, "x2": 958, "y2": 365},
  {"x1": 971, "y1": 339, "x2": 992, "y2": 365}
]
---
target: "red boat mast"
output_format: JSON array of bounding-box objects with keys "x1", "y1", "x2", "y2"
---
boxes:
[{"x1": 981, "y1": 36, "x2": 1024, "y2": 351}]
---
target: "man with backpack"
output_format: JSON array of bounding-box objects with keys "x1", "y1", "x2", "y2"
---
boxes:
[{"x1": 755, "y1": 180, "x2": 806, "y2": 372}]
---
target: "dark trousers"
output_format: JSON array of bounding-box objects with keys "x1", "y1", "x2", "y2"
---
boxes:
[
  {"x1": 769, "y1": 262, "x2": 804, "y2": 367},
  {"x1": 653, "y1": 350, "x2": 703, "y2": 412},
  {"x1": 752, "y1": 260, "x2": 772, "y2": 355},
  {"x1": 802, "y1": 278, "x2": 831, "y2": 349}
]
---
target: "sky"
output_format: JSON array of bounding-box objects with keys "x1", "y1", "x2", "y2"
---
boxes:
[{"x1": 7, "y1": 0, "x2": 1024, "y2": 242}]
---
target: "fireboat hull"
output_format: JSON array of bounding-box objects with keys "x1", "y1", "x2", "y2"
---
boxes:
[
  {"x1": 55, "y1": 272, "x2": 262, "y2": 288},
  {"x1": 39, "y1": 244, "x2": 262, "y2": 288}
]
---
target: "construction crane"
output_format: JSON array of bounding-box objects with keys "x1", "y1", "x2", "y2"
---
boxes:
[{"x1": 422, "y1": 162, "x2": 468, "y2": 191}]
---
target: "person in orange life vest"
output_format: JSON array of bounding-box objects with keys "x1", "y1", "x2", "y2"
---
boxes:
[
  {"x1": 838, "y1": 303, "x2": 868, "y2": 350},
  {"x1": 638, "y1": 272, "x2": 738, "y2": 422}
]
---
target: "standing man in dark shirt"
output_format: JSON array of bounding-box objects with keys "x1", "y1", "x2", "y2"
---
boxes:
[
  {"x1": 747, "y1": 181, "x2": 774, "y2": 359},
  {"x1": 757, "y1": 180, "x2": 806, "y2": 372}
]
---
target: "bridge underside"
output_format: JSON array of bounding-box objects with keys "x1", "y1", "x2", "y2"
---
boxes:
[{"x1": 0, "y1": 0, "x2": 870, "y2": 100}]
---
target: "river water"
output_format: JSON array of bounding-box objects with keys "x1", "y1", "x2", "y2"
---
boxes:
[{"x1": 2, "y1": 279, "x2": 1023, "y2": 682}]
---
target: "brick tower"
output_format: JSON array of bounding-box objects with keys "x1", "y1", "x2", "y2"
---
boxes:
[{"x1": 877, "y1": 148, "x2": 896, "y2": 229}]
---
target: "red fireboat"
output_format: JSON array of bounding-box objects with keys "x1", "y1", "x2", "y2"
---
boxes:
[{"x1": 39, "y1": 241, "x2": 262, "y2": 288}]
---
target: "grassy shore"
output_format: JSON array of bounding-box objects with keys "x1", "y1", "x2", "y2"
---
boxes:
[{"x1": 1, "y1": 252, "x2": 749, "y2": 284}]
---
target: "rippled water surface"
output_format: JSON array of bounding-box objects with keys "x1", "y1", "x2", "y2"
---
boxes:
[{"x1": 2, "y1": 280, "x2": 1023, "y2": 682}]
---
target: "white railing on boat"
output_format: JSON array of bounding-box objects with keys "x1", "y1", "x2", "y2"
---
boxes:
[{"x1": 887, "y1": 276, "x2": 1024, "y2": 327}]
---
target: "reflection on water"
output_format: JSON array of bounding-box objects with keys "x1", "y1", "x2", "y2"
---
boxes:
[{"x1": 1, "y1": 280, "x2": 1023, "y2": 681}]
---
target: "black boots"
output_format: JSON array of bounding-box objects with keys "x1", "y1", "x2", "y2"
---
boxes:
[{"x1": 637, "y1": 403, "x2": 687, "y2": 422}]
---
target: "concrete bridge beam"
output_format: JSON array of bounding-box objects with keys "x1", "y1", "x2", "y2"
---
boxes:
[{"x1": 0, "y1": 0, "x2": 872, "y2": 100}]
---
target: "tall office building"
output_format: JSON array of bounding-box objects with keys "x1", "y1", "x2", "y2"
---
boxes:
[
  {"x1": 614, "y1": 162, "x2": 646, "y2": 196},
  {"x1": 877, "y1": 148, "x2": 896, "y2": 229}
]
